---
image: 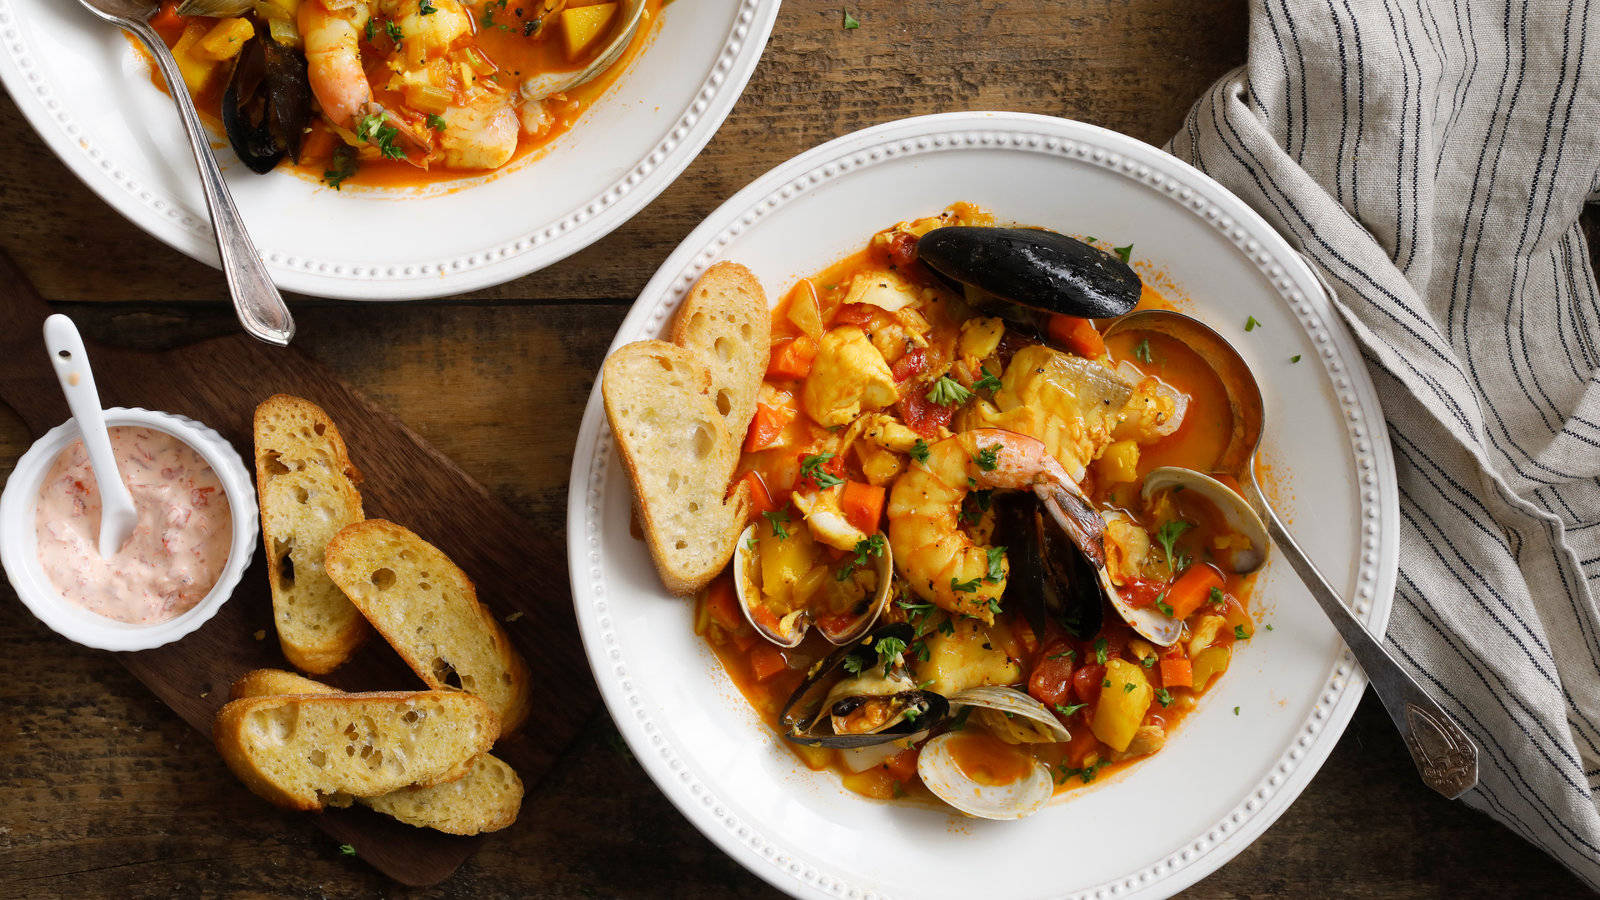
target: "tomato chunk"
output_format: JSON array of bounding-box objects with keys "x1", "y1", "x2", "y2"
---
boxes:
[
  {"x1": 1072, "y1": 663, "x2": 1105, "y2": 706},
  {"x1": 768, "y1": 335, "x2": 817, "y2": 380},
  {"x1": 744, "y1": 402, "x2": 795, "y2": 453},
  {"x1": 1028, "y1": 643, "x2": 1076, "y2": 708}
]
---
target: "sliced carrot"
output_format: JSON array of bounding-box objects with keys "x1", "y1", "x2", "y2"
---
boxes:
[
  {"x1": 733, "y1": 471, "x2": 776, "y2": 519},
  {"x1": 1160, "y1": 657, "x2": 1193, "y2": 689},
  {"x1": 743, "y1": 402, "x2": 795, "y2": 453},
  {"x1": 1048, "y1": 314, "x2": 1106, "y2": 358},
  {"x1": 767, "y1": 335, "x2": 817, "y2": 380},
  {"x1": 1165, "y1": 563, "x2": 1225, "y2": 620},
  {"x1": 705, "y1": 576, "x2": 743, "y2": 633},
  {"x1": 151, "y1": 1, "x2": 185, "y2": 32},
  {"x1": 840, "y1": 480, "x2": 885, "y2": 535},
  {"x1": 749, "y1": 645, "x2": 788, "y2": 682}
]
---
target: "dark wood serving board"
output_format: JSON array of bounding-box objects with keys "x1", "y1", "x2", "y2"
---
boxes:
[{"x1": 0, "y1": 253, "x2": 600, "y2": 886}]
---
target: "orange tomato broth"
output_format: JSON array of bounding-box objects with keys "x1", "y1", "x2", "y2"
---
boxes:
[
  {"x1": 695, "y1": 210, "x2": 1261, "y2": 805},
  {"x1": 146, "y1": 0, "x2": 661, "y2": 189}
]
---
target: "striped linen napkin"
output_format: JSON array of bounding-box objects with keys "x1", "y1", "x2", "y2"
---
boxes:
[{"x1": 1165, "y1": 0, "x2": 1600, "y2": 886}]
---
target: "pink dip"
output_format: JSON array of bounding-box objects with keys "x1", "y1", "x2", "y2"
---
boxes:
[{"x1": 34, "y1": 426, "x2": 232, "y2": 625}]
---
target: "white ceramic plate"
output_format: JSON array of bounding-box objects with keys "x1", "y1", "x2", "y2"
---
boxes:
[
  {"x1": 0, "y1": 0, "x2": 779, "y2": 299},
  {"x1": 568, "y1": 113, "x2": 1398, "y2": 899}
]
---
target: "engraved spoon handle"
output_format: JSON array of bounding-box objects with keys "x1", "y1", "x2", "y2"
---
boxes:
[{"x1": 1251, "y1": 479, "x2": 1479, "y2": 799}]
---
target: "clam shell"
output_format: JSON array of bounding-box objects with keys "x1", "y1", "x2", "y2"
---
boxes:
[
  {"x1": 917, "y1": 731, "x2": 1056, "y2": 820},
  {"x1": 733, "y1": 523, "x2": 892, "y2": 648},
  {"x1": 949, "y1": 686, "x2": 1072, "y2": 743},
  {"x1": 1140, "y1": 466, "x2": 1269, "y2": 573}
]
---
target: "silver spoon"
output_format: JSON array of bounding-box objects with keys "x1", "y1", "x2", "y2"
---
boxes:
[
  {"x1": 43, "y1": 315, "x2": 139, "y2": 558},
  {"x1": 521, "y1": 0, "x2": 649, "y2": 101},
  {"x1": 73, "y1": 0, "x2": 294, "y2": 347},
  {"x1": 1105, "y1": 309, "x2": 1479, "y2": 800}
]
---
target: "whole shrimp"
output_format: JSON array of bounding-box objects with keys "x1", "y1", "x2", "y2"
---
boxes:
[{"x1": 300, "y1": 0, "x2": 373, "y2": 128}]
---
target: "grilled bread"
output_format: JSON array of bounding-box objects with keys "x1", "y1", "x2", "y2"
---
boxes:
[
  {"x1": 230, "y1": 669, "x2": 525, "y2": 835},
  {"x1": 669, "y1": 262, "x2": 771, "y2": 444},
  {"x1": 253, "y1": 395, "x2": 368, "y2": 674},
  {"x1": 323, "y1": 520, "x2": 532, "y2": 736},
  {"x1": 601, "y1": 340, "x2": 750, "y2": 595},
  {"x1": 213, "y1": 691, "x2": 497, "y2": 811}
]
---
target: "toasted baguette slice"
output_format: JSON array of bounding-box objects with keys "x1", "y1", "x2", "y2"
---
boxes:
[
  {"x1": 669, "y1": 262, "x2": 771, "y2": 443},
  {"x1": 254, "y1": 395, "x2": 368, "y2": 674},
  {"x1": 230, "y1": 670, "x2": 525, "y2": 835},
  {"x1": 324, "y1": 520, "x2": 532, "y2": 736},
  {"x1": 213, "y1": 691, "x2": 497, "y2": 811},
  {"x1": 602, "y1": 341, "x2": 750, "y2": 595}
]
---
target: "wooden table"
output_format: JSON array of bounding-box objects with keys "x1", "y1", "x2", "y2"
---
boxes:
[{"x1": 0, "y1": 0, "x2": 1590, "y2": 895}]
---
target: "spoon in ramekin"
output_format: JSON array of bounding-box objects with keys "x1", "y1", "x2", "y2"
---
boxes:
[
  {"x1": 1104, "y1": 309, "x2": 1479, "y2": 800},
  {"x1": 42, "y1": 316, "x2": 138, "y2": 559}
]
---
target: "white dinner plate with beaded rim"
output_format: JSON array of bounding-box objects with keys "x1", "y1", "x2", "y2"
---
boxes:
[
  {"x1": 568, "y1": 112, "x2": 1398, "y2": 899},
  {"x1": 0, "y1": 0, "x2": 779, "y2": 300}
]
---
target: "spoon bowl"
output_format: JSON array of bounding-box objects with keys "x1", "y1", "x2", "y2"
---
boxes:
[
  {"x1": 521, "y1": 0, "x2": 650, "y2": 101},
  {"x1": 1105, "y1": 308, "x2": 1479, "y2": 799}
]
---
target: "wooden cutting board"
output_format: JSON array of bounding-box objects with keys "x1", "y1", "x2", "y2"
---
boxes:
[{"x1": 0, "y1": 254, "x2": 600, "y2": 886}]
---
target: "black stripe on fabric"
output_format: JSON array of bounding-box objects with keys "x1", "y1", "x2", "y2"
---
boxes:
[
  {"x1": 1437, "y1": 0, "x2": 1482, "y2": 175},
  {"x1": 1330, "y1": 0, "x2": 1353, "y2": 208},
  {"x1": 1279, "y1": 2, "x2": 1312, "y2": 161},
  {"x1": 1552, "y1": 246, "x2": 1590, "y2": 381},
  {"x1": 1386, "y1": 0, "x2": 1422, "y2": 272},
  {"x1": 1341, "y1": 0, "x2": 1366, "y2": 224},
  {"x1": 1259, "y1": 0, "x2": 1296, "y2": 145}
]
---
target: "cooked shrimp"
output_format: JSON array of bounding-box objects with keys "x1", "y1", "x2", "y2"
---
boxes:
[
  {"x1": 887, "y1": 429, "x2": 1073, "y2": 623},
  {"x1": 301, "y1": 0, "x2": 373, "y2": 128}
]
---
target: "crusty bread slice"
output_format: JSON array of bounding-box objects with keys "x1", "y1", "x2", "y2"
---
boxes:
[
  {"x1": 601, "y1": 341, "x2": 750, "y2": 595},
  {"x1": 253, "y1": 395, "x2": 368, "y2": 674},
  {"x1": 213, "y1": 691, "x2": 497, "y2": 811},
  {"x1": 669, "y1": 262, "x2": 771, "y2": 444},
  {"x1": 323, "y1": 520, "x2": 532, "y2": 736},
  {"x1": 230, "y1": 670, "x2": 525, "y2": 835}
]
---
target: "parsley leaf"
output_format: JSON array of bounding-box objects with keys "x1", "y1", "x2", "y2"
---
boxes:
[
  {"x1": 1048, "y1": 648, "x2": 1076, "y2": 662},
  {"x1": 322, "y1": 144, "x2": 359, "y2": 190},
  {"x1": 973, "y1": 446, "x2": 999, "y2": 471},
  {"x1": 762, "y1": 509, "x2": 790, "y2": 540},
  {"x1": 909, "y1": 438, "x2": 930, "y2": 464},
  {"x1": 385, "y1": 20, "x2": 403, "y2": 44},
  {"x1": 356, "y1": 112, "x2": 406, "y2": 160},
  {"x1": 339, "y1": 844, "x2": 357, "y2": 856},
  {"x1": 1054, "y1": 702, "x2": 1087, "y2": 716},
  {"x1": 875, "y1": 635, "x2": 907, "y2": 663},
  {"x1": 950, "y1": 576, "x2": 981, "y2": 593},
  {"x1": 1094, "y1": 636, "x2": 1108, "y2": 665},
  {"x1": 1234, "y1": 624, "x2": 1251, "y2": 640},
  {"x1": 837, "y1": 534, "x2": 887, "y2": 581},
  {"x1": 1290, "y1": 354, "x2": 1302, "y2": 363},
  {"x1": 925, "y1": 375, "x2": 973, "y2": 407},
  {"x1": 972, "y1": 367, "x2": 1002, "y2": 392},
  {"x1": 1155, "y1": 593, "x2": 1174, "y2": 617},
  {"x1": 1209, "y1": 586, "x2": 1226, "y2": 606},
  {"x1": 1234, "y1": 706, "x2": 1241, "y2": 716},
  {"x1": 842, "y1": 8, "x2": 860, "y2": 28},
  {"x1": 1135, "y1": 338, "x2": 1153, "y2": 363},
  {"x1": 427, "y1": 113, "x2": 448, "y2": 132},
  {"x1": 842, "y1": 653, "x2": 865, "y2": 674},
  {"x1": 1245, "y1": 315, "x2": 1260, "y2": 332},
  {"x1": 799, "y1": 453, "x2": 844, "y2": 489},
  {"x1": 1154, "y1": 688, "x2": 1174, "y2": 707},
  {"x1": 1123, "y1": 682, "x2": 1136, "y2": 693},
  {"x1": 1114, "y1": 243, "x2": 1134, "y2": 263},
  {"x1": 1141, "y1": 654, "x2": 1156, "y2": 668},
  {"x1": 419, "y1": 0, "x2": 437, "y2": 13},
  {"x1": 1154, "y1": 520, "x2": 1193, "y2": 573},
  {"x1": 984, "y1": 545, "x2": 1006, "y2": 583}
]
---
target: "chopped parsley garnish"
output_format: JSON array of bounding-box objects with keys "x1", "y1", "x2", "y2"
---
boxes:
[
  {"x1": 937, "y1": 617, "x2": 955, "y2": 637},
  {"x1": 1245, "y1": 315, "x2": 1260, "y2": 332},
  {"x1": 364, "y1": 18, "x2": 377, "y2": 40},
  {"x1": 986, "y1": 596, "x2": 1002, "y2": 616},
  {"x1": 974, "y1": 446, "x2": 999, "y2": 471},
  {"x1": 890, "y1": 780, "x2": 907, "y2": 798},
  {"x1": 339, "y1": 844, "x2": 357, "y2": 856},
  {"x1": 950, "y1": 576, "x2": 982, "y2": 593},
  {"x1": 1154, "y1": 688, "x2": 1174, "y2": 707},
  {"x1": 842, "y1": 653, "x2": 865, "y2": 674},
  {"x1": 1114, "y1": 243, "x2": 1134, "y2": 263},
  {"x1": 356, "y1": 112, "x2": 406, "y2": 160},
  {"x1": 322, "y1": 145, "x2": 359, "y2": 190},
  {"x1": 385, "y1": 20, "x2": 404, "y2": 44},
  {"x1": 799, "y1": 453, "x2": 844, "y2": 489},
  {"x1": 427, "y1": 114, "x2": 448, "y2": 132},
  {"x1": 1265, "y1": 623, "x2": 1275, "y2": 631},
  {"x1": 1048, "y1": 648, "x2": 1075, "y2": 662},
  {"x1": 1209, "y1": 586, "x2": 1226, "y2": 606},
  {"x1": 1135, "y1": 338, "x2": 1153, "y2": 363},
  {"x1": 761, "y1": 509, "x2": 790, "y2": 540},
  {"x1": 1290, "y1": 354, "x2": 1302, "y2": 363},
  {"x1": 1154, "y1": 520, "x2": 1193, "y2": 573},
  {"x1": 984, "y1": 546, "x2": 1006, "y2": 583},
  {"x1": 901, "y1": 705, "x2": 921, "y2": 722},
  {"x1": 912, "y1": 640, "x2": 930, "y2": 662},
  {"x1": 875, "y1": 635, "x2": 907, "y2": 662},
  {"x1": 1053, "y1": 702, "x2": 1086, "y2": 716},
  {"x1": 909, "y1": 438, "x2": 930, "y2": 464},
  {"x1": 925, "y1": 375, "x2": 973, "y2": 407},
  {"x1": 1234, "y1": 625, "x2": 1251, "y2": 640},
  {"x1": 1094, "y1": 636, "x2": 1108, "y2": 665},
  {"x1": 419, "y1": 0, "x2": 437, "y2": 13},
  {"x1": 1141, "y1": 654, "x2": 1156, "y2": 668},
  {"x1": 1102, "y1": 677, "x2": 1112, "y2": 688},
  {"x1": 1123, "y1": 682, "x2": 1136, "y2": 693},
  {"x1": 837, "y1": 534, "x2": 887, "y2": 581},
  {"x1": 972, "y1": 367, "x2": 1003, "y2": 392},
  {"x1": 1154, "y1": 593, "x2": 1174, "y2": 617},
  {"x1": 842, "y1": 8, "x2": 860, "y2": 28},
  {"x1": 1233, "y1": 706, "x2": 1241, "y2": 716}
]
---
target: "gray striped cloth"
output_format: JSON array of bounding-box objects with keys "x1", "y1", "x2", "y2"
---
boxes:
[{"x1": 1165, "y1": 0, "x2": 1600, "y2": 886}]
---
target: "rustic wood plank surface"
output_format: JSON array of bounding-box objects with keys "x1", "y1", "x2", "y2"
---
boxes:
[{"x1": 0, "y1": 0, "x2": 1590, "y2": 896}]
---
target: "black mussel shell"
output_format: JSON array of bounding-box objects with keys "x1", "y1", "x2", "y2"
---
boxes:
[
  {"x1": 780, "y1": 623, "x2": 949, "y2": 748},
  {"x1": 916, "y1": 226, "x2": 1141, "y2": 319},
  {"x1": 222, "y1": 31, "x2": 312, "y2": 175},
  {"x1": 784, "y1": 691, "x2": 950, "y2": 749},
  {"x1": 995, "y1": 492, "x2": 1104, "y2": 642}
]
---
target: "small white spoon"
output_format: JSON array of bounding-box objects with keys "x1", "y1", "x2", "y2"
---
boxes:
[{"x1": 43, "y1": 315, "x2": 138, "y2": 558}]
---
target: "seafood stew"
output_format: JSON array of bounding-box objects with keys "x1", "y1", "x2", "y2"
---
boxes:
[
  {"x1": 694, "y1": 206, "x2": 1267, "y2": 819},
  {"x1": 148, "y1": 0, "x2": 657, "y2": 188}
]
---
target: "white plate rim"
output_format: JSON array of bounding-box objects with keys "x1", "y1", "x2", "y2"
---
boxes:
[
  {"x1": 0, "y1": 0, "x2": 782, "y2": 300},
  {"x1": 567, "y1": 111, "x2": 1399, "y2": 899}
]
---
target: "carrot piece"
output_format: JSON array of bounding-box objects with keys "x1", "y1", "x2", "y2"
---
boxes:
[
  {"x1": 151, "y1": 1, "x2": 184, "y2": 32},
  {"x1": 1165, "y1": 564, "x2": 1225, "y2": 620},
  {"x1": 734, "y1": 471, "x2": 776, "y2": 519},
  {"x1": 767, "y1": 335, "x2": 817, "y2": 380},
  {"x1": 743, "y1": 402, "x2": 795, "y2": 452},
  {"x1": 750, "y1": 645, "x2": 788, "y2": 682},
  {"x1": 880, "y1": 747, "x2": 918, "y2": 781},
  {"x1": 705, "y1": 576, "x2": 743, "y2": 632},
  {"x1": 1048, "y1": 315, "x2": 1106, "y2": 358},
  {"x1": 1160, "y1": 657, "x2": 1193, "y2": 689},
  {"x1": 840, "y1": 481, "x2": 885, "y2": 535}
]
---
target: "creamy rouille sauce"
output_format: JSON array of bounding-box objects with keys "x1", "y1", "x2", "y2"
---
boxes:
[{"x1": 34, "y1": 426, "x2": 232, "y2": 625}]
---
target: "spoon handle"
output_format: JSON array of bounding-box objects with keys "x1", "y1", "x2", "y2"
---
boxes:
[
  {"x1": 1254, "y1": 491, "x2": 1479, "y2": 799},
  {"x1": 43, "y1": 316, "x2": 137, "y2": 549},
  {"x1": 122, "y1": 17, "x2": 294, "y2": 347}
]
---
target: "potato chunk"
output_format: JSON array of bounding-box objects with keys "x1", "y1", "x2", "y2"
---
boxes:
[{"x1": 1091, "y1": 658, "x2": 1153, "y2": 752}]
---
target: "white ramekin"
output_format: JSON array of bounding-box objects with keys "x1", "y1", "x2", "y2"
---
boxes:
[{"x1": 0, "y1": 407, "x2": 258, "y2": 651}]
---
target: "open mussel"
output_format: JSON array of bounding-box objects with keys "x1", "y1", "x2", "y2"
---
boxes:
[
  {"x1": 993, "y1": 491, "x2": 1103, "y2": 641},
  {"x1": 780, "y1": 624, "x2": 950, "y2": 748},
  {"x1": 916, "y1": 226, "x2": 1141, "y2": 321},
  {"x1": 221, "y1": 26, "x2": 313, "y2": 174},
  {"x1": 732, "y1": 523, "x2": 893, "y2": 648}
]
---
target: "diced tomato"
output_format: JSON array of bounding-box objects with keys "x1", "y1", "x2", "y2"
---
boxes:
[
  {"x1": 840, "y1": 481, "x2": 885, "y2": 535},
  {"x1": 891, "y1": 346, "x2": 929, "y2": 382},
  {"x1": 750, "y1": 603, "x2": 782, "y2": 634},
  {"x1": 832, "y1": 303, "x2": 877, "y2": 327},
  {"x1": 733, "y1": 471, "x2": 776, "y2": 519},
  {"x1": 744, "y1": 402, "x2": 795, "y2": 453},
  {"x1": 750, "y1": 645, "x2": 788, "y2": 682},
  {"x1": 795, "y1": 451, "x2": 847, "y2": 492},
  {"x1": 886, "y1": 232, "x2": 919, "y2": 269},
  {"x1": 151, "y1": 1, "x2": 184, "y2": 31},
  {"x1": 1047, "y1": 315, "x2": 1107, "y2": 358},
  {"x1": 705, "y1": 576, "x2": 742, "y2": 633},
  {"x1": 1072, "y1": 664, "x2": 1105, "y2": 705},
  {"x1": 881, "y1": 747, "x2": 918, "y2": 781},
  {"x1": 1160, "y1": 657, "x2": 1194, "y2": 689},
  {"x1": 816, "y1": 612, "x2": 858, "y2": 634},
  {"x1": 896, "y1": 391, "x2": 955, "y2": 438},
  {"x1": 1119, "y1": 578, "x2": 1167, "y2": 610},
  {"x1": 1165, "y1": 563, "x2": 1225, "y2": 620},
  {"x1": 1028, "y1": 643, "x2": 1076, "y2": 708},
  {"x1": 768, "y1": 335, "x2": 817, "y2": 381}
]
